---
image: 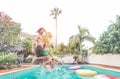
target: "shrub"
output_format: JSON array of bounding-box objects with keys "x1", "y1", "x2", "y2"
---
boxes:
[
  {"x1": 0, "y1": 52, "x2": 18, "y2": 66},
  {"x1": 93, "y1": 15, "x2": 120, "y2": 54}
]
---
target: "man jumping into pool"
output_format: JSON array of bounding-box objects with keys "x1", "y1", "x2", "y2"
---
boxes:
[{"x1": 31, "y1": 27, "x2": 49, "y2": 64}]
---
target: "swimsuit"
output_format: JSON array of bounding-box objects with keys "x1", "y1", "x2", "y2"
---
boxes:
[
  {"x1": 43, "y1": 48, "x2": 50, "y2": 56},
  {"x1": 35, "y1": 45, "x2": 44, "y2": 57}
]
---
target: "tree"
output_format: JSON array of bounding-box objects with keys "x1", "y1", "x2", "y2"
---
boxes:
[
  {"x1": 68, "y1": 25, "x2": 95, "y2": 63},
  {"x1": 0, "y1": 12, "x2": 21, "y2": 48},
  {"x1": 69, "y1": 35, "x2": 80, "y2": 55},
  {"x1": 69, "y1": 25, "x2": 95, "y2": 54},
  {"x1": 93, "y1": 15, "x2": 120, "y2": 54},
  {"x1": 76, "y1": 25, "x2": 95, "y2": 53},
  {"x1": 22, "y1": 36, "x2": 33, "y2": 54},
  {"x1": 58, "y1": 43, "x2": 66, "y2": 55},
  {"x1": 50, "y1": 7, "x2": 62, "y2": 49}
]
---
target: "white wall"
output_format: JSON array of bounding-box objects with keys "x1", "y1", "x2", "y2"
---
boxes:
[
  {"x1": 88, "y1": 54, "x2": 120, "y2": 67},
  {"x1": 57, "y1": 53, "x2": 120, "y2": 67},
  {"x1": 57, "y1": 55, "x2": 74, "y2": 63}
]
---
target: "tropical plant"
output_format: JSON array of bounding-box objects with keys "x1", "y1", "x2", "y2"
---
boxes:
[
  {"x1": 69, "y1": 35, "x2": 80, "y2": 55},
  {"x1": 69, "y1": 25, "x2": 95, "y2": 54},
  {"x1": 69, "y1": 25, "x2": 95, "y2": 63},
  {"x1": 0, "y1": 52, "x2": 18, "y2": 69},
  {"x1": 0, "y1": 12, "x2": 21, "y2": 48},
  {"x1": 76, "y1": 25, "x2": 95, "y2": 51},
  {"x1": 50, "y1": 7, "x2": 62, "y2": 49},
  {"x1": 93, "y1": 15, "x2": 120, "y2": 54},
  {"x1": 57, "y1": 43, "x2": 66, "y2": 55},
  {"x1": 21, "y1": 36, "x2": 33, "y2": 54}
]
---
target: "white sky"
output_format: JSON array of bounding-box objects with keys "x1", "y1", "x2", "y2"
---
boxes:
[{"x1": 0, "y1": 0, "x2": 120, "y2": 47}]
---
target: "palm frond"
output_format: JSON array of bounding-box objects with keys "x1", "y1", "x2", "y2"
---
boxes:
[
  {"x1": 50, "y1": 7, "x2": 62, "y2": 18},
  {"x1": 59, "y1": 10, "x2": 62, "y2": 14},
  {"x1": 82, "y1": 35, "x2": 96, "y2": 44}
]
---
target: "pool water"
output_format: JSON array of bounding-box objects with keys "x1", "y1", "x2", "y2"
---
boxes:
[
  {"x1": 1, "y1": 65, "x2": 120, "y2": 79},
  {"x1": 16, "y1": 65, "x2": 84, "y2": 79}
]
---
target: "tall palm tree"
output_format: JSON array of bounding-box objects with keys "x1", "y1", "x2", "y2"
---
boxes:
[{"x1": 50, "y1": 7, "x2": 62, "y2": 49}]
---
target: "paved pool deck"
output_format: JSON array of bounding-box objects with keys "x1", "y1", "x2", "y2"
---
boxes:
[{"x1": 89, "y1": 64, "x2": 120, "y2": 72}]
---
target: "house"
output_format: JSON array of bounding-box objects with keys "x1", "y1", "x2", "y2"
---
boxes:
[{"x1": 19, "y1": 32, "x2": 34, "y2": 40}]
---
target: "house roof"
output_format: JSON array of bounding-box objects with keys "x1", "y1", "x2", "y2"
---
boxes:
[{"x1": 20, "y1": 32, "x2": 33, "y2": 37}]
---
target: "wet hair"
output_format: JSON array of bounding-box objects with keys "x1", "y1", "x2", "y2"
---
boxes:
[{"x1": 37, "y1": 27, "x2": 45, "y2": 33}]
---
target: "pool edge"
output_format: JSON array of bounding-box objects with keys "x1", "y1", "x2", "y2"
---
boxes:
[{"x1": 0, "y1": 65, "x2": 39, "y2": 76}]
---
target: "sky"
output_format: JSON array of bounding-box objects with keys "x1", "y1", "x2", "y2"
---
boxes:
[{"x1": 0, "y1": 0, "x2": 120, "y2": 47}]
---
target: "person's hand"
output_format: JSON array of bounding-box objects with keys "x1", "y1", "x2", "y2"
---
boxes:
[{"x1": 32, "y1": 48, "x2": 35, "y2": 53}]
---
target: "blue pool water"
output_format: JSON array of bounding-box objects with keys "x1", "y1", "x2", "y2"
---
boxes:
[
  {"x1": 0, "y1": 65, "x2": 120, "y2": 79},
  {"x1": 16, "y1": 65, "x2": 82, "y2": 79}
]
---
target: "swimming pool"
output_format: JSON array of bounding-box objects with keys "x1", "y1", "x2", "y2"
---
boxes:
[{"x1": 0, "y1": 65, "x2": 120, "y2": 79}]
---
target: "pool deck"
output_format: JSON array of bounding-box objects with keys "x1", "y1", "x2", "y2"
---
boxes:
[
  {"x1": 88, "y1": 64, "x2": 120, "y2": 72},
  {"x1": 0, "y1": 65, "x2": 37, "y2": 76}
]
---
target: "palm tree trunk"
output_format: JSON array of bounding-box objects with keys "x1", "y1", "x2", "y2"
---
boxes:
[
  {"x1": 55, "y1": 17, "x2": 57, "y2": 49},
  {"x1": 79, "y1": 41, "x2": 82, "y2": 63}
]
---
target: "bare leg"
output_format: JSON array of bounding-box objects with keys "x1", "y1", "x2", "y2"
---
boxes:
[
  {"x1": 32, "y1": 56, "x2": 49, "y2": 64},
  {"x1": 50, "y1": 60, "x2": 55, "y2": 69},
  {"x1": 43, "y1": 59, "x2": 51, "y2": 67},
  {"x1": 43, "y1": 59, "x2": 53, "y2": 70},
  {"x1": 37, "y1": 56, "x2": 49, "y2": 60},
  {"x1": 55, "y1": 60, "x2": 64, "y2": 67},
  {"x1": 31, "y1": 56, "x2": 37, "y2": 64}
]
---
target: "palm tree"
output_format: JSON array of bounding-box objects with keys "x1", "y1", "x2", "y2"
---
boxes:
[
  {"x1": 50, "y1": 7, "x2": 62, "y2": 49},
  {"x1": 76, "y1": 25, "x2": 95, "y2": 63},
  {"x1": 69, "y1": 25, "x2": 95, "y2": 63},
  {"x1": 76, "y1": 25, "x2": 95, "y2": 51}
]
